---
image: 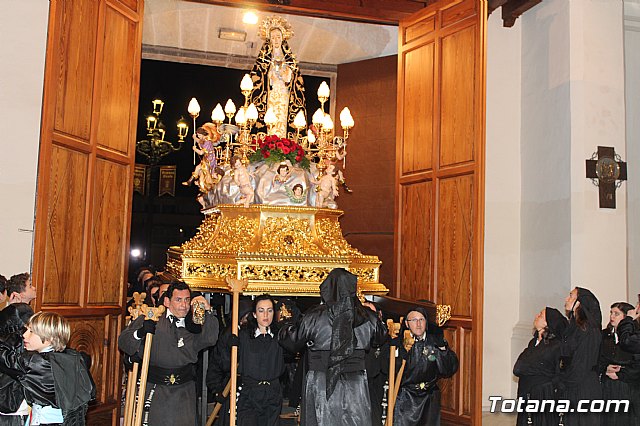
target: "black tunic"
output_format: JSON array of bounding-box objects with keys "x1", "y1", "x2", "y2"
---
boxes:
[
  {"x1": 559, "y1": 288, "x2": 602, "y2": 426},
  {"x1": 365, "y1": 341, "x2": 389, "y2": 426},
  {"x1": 118, "y1": 311, "x2": 219, "y2": 426},
  {"x1": 206, "y1": 327, "x2": 234, "y2": 425},
  {"x1": 513, "y1": 336, "x2": 563, "y2": 426},
  {"x1": 0, "y1": 304, "x2": 32, "y2": 420},
  {"x1": 613, "y1": 317, "x2": 640, "y2": 426},
  {"x1": 236, "y1": 327, "x2": 286, "y2": 426},
  {"x1": 598, "y1": 327, "x2": 640, "y2": 426},
  {"x1": 279, "y1": 305, "x2": 388, "y2": 426},
  {"x1": 279, "y1": 269, "x2": 388, "y2": 426},
  {"x1": 392, "y1": 331, "x2": 458, "y2": 426}
]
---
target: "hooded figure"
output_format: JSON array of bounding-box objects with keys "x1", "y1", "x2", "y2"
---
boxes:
[
  {"x1": 279, "y1": 268, "x2": 388, "y2": 426},
  {"x1": 513, "y1": 307, "x2": 568, "y2": 426},
  {"x1": 392, "y1": 306, "x2": 459, "y2": 426},
  {"x1": 560, "y1": 287, "x2": 603, "y2": 426}
]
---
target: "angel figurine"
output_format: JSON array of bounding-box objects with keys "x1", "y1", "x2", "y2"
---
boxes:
[
  {"x1": 314, "y1": 164, "x2": 339, "y2": 209},
  {"x1": 183, "y1": 123, "x2": 220, "y2": 192},
  {"x1": 231, "y1": 156, "x2": 255, "y2": 208},
  {"x1": 285, "y1": 183, "x2": 307, "y2": 204},
  {"x1": 273, "y1": 162, "x2": 291, "y2": 185}
]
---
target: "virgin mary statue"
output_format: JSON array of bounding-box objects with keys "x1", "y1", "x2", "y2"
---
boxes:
[{"x1": 249, "y1": 16, "x2": 306, "y2": 138}]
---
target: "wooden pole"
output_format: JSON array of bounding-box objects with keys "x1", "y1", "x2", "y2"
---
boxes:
[
  {"x1": 123, "y1": 292, "x2": 146, "y2": 426},
  {"x1": 123, "y1": 362, "x2": 139, "y2": 426},
  {"x1": 205, "y1": 379, "x2": 232, "y2": 426},
  {"x1": 133, "y1": 333, "x2": 154, "y2": 426},
  {"x1": 226, "y1": 277, "x2": 247, "y2": 426},
  {"x1": 386, "y1": 345, "x2": 396, "y2": 426},
  {"x1": 393, "y1": 360, "x2": 407, "y2": 402}
]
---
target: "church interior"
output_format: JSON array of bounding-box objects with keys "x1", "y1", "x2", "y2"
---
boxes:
[{"x1": 1, "y1": 0, "x2": 639, "y2": 424}]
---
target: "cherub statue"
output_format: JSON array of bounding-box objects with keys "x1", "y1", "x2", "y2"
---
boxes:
[
  {"x1": 273, "y1": 162, "x2": 291, "y2": 185},
  {"x1": 314, "y1": 164, "x2": 339, "y2": 209},
  {"x1": 183, "y1": 123, "x2": 220, "y2": 192},
  {"x1": 285, "y1": 183, "x2": 308, "y2": 204},
  {"x1": 231, "y1": 156, "x2": 254, "y2": 208}
]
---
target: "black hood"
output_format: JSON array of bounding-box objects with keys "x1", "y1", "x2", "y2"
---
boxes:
[
  {"x1": 545, "y1": 307, "x2": 568, "y2": 337},
  {"x1": 576, "y1": 287, "x2": 602, "y2": 330},
  {"x1": 0, "y1": 303, "x2": 33, "y2": 336},
  {"x1": 320, "y1": 268, "x2": 357, "y2": 305}
]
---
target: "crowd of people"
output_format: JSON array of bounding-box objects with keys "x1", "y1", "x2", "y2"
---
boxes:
[
  {"x1": 0, "y1": 273, "x2": 95, "y2": 425},
  {"x1": 119, "y1": 267, "x2": 459, "y2": 426},
  {"x1": 0, "y1": 266, "x2": 459, "y2": 425},
  {"x1": 514, "y1": 286, "x2": 640, "y2": 425},
  {"x1": 15, "y1": 263, "x2": 640, "y2": 426}
]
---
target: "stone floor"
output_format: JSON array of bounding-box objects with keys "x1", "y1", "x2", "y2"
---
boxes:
[{"x1": 482, "y1": 411, "x2": 517, "y2": 425}]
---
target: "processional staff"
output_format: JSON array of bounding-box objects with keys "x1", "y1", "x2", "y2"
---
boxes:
[
  {"x1": 123, "y1": 292, "x2": 146, "y2": 426},
  {"x1": 122, "y1": 303, "x2": 165, "y2": 426},
  {"x1": 226, "y1": 276, "x2": 248, "y2": 426},
  {"x1": 386, "y1": 319, "x2": 415, "y2": 426}
]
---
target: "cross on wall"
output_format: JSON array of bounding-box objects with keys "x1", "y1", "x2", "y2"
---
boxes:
[{"x1": 585, "y1": 146, "x2": 627, "y2": 209}]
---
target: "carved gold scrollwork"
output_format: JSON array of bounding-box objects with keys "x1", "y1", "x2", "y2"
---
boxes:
[
  {"x1": 181, "y1": 214, "x2": 220, "y2": 251},
  {"x1": 185, "y1": 263, "x2": 237, "y2": 279},
  {"x1": 436, "y1": 304, "x2": 452, "y2": 326},
  {"x1": 258, "y1": 216, "x2": 323, "y2": 255},
  {"x1": 212, "y1": 215, "x2": 259, "y2": 253},
  {"x1": 240, "y1": 264, "x2": 335, "y2": 282},
  {"x1": 347, "y1": 268, "x2": 378, "y2": 283},
  {"x1": 168, "y1": 205, "x2": 387, "y2": 296},
  {"x1": 315, "y1": 218, "x2": 361, "y2": 256}
]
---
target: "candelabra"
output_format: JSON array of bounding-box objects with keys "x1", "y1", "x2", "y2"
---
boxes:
[
  {"x1": 136, "y1": 99, "x2": 189, "y2": 165},
  {"x1": 187, "y1": 76, "x2": 354, "y2": 173},
  {"x1": 295, "y1": 81, "x2": 355, "y2": 177}
]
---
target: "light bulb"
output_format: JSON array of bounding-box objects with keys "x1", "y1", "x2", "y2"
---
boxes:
[
  {"x1": 240, "y1": 74, "x2": 253, "y2": 92},
  {"x1": 246, "y1": 103, "x2": 258, "y2": 121},
  {"x1": 188, "y1": 98, "x2": 200, "y2": 116},
  {"x1": 317, "y1": 81, "x2": 330, "y2": 99},
  {"x1": 225, "y1": 99, "x2": 236, "y2": 115},
  {"x1": 293, "y1": 111, "x2": 306, "y2": 129},
  {"x1": 235, "y1": 107, "x2": 247, "y2": 125},
  {"x1": 312, "y1": 108, "x2": 325, "y2": 126},
  {"x1": 211, "y1": 104, "x2": 225, "y2": 122}
]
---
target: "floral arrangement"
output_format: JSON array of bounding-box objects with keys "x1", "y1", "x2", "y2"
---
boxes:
[{"x1": 250, "y1": 135, "x2": 310, "y2": 169}]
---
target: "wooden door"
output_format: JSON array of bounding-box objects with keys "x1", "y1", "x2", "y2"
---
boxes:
[
  {"x1": 395, "y1": 0, "x2": 487, "y2": 423},
  {"x1": 335, "y1": 55, "x2": 398, "y2": 288},
  {"x1": 32, "y1": 0, "x2": 144, "y2": 423}
]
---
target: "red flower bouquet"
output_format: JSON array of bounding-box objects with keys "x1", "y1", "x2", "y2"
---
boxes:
[{"x1": 250, "y1": 135, "x2": 310, "y2": 169}]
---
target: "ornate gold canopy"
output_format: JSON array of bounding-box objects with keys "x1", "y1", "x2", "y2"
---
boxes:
[{"x1": 167, "y1": 204, "x2": 388, "y2": 296}]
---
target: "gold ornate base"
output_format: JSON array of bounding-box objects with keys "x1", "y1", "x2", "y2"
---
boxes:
[{"x1": 167, "y1": 204, "x2": 389, "y2": 296}]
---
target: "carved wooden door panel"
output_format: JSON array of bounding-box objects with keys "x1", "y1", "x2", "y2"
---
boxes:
[
  {"x1": 395, "y1": 0, "x2": 487, "y2": 423},
  {"x1": 32, "y1": 0, "x2": 144, "y2": 423}
]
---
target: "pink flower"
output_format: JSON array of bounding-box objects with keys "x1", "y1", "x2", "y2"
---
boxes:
[
  {"x1": 282, "y1": 147, "x2": 290, "y2": 154},
  {"x1": 295, "y1": 155, "x2": 302, "y2": 162},
  {"x1": 268, "y1": 143, "x2": 275, "y2": 149}
]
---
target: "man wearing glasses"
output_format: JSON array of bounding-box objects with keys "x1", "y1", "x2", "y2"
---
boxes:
[{"x1": 392, "y1": 307, "x2": 459, "y2": 426}]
